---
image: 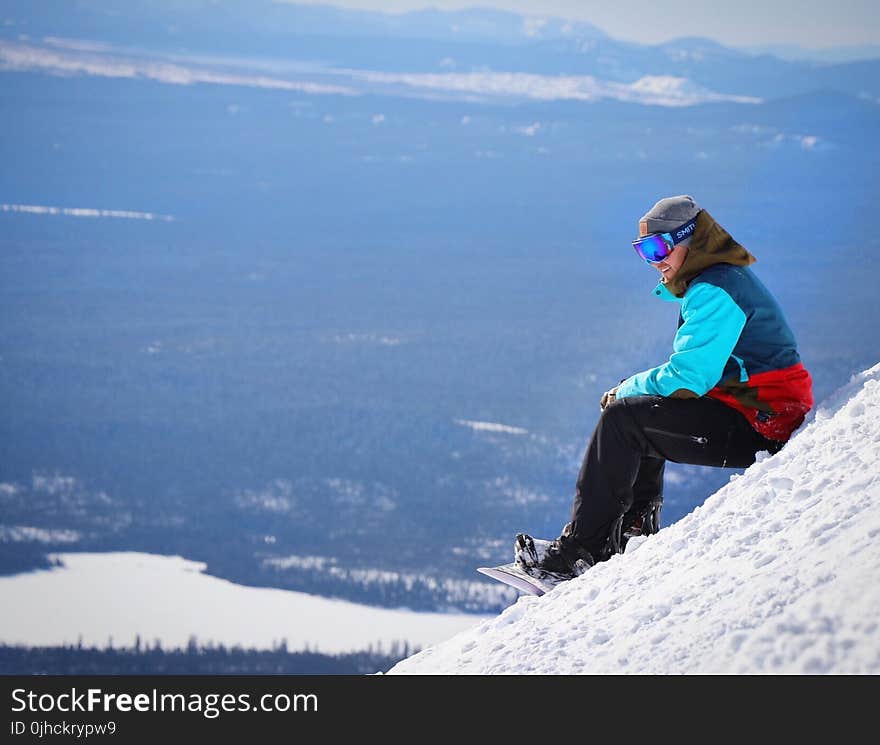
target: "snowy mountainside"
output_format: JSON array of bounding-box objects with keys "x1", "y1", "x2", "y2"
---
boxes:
[{"x1": 389, "y1": 364, "x2": 880, "y2": 674}]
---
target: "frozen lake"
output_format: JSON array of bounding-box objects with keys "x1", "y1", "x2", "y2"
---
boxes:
[{"x1": 0, "y1": 552, "x2": 488, "y2": 654}]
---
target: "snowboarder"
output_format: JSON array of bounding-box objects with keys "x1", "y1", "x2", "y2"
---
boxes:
[{"x1": 515, "y1": 195, "x2": 813, "y2": 581}]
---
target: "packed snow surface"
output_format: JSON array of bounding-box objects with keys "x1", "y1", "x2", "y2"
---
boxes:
[{"x1": 390, "y1": 364, "x2": 880, "y2": 674}]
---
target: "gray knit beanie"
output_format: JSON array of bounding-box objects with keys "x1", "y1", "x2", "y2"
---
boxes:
[{"x1": 640, "y1": 195, "x2": 702, "y2": 237}]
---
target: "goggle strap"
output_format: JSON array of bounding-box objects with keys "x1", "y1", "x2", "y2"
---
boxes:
[{"x1": 669, "y1": 215, "x2": 698, "y2": 244}]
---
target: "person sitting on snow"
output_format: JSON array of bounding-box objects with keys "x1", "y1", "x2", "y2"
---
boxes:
[{"x1": 516, "y1": 195, "x2": 814, "y2": 580}]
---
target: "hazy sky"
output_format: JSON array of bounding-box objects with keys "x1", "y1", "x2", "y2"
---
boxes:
[{"x1": 283, "y1": 1, "x2": 880, "y2": 49}]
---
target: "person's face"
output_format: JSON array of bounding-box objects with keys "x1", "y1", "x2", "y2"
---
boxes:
[{"x1": 639, "y1": 220, "x2": 689, "y2": 281}]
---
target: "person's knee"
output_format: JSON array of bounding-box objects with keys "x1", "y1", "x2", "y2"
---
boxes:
[
  {"x1": 600, "y1": 394, "x2": 651, "y2": 429},
  {"x1": 595, "y1": 395, "x2": 664, "y2": 457},
  {"x1": 599, "y1": 395, "x2": 629, "y2": 422}
]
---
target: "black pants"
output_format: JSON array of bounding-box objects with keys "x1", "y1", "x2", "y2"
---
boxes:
[{"x1": 568, "y1": 395, "x2": 782, "y2": 559}]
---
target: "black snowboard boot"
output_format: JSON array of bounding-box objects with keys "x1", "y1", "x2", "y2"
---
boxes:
[
  {"x1": 620, "y1": 499, "x2": 662, "y2": 551},
  {"x1": 514, "y1": 523, "x2": 595, "y2": 579}
]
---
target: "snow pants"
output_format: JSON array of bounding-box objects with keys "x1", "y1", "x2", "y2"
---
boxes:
[{"x1": 568, "y1": 395, "x2": 784, "y2": 560}]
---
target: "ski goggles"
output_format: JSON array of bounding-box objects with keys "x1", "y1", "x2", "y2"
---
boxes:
[{"x1": 631, "y1": 215, "x2": 698, "y2": 263}]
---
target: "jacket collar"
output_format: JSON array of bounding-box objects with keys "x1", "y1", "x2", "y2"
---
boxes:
[
  {"x1": 651, "y1": 281, "x2": 680, "y2": 302},
  {"x1": 660, "y1": 209, "x2": 757, "y2": 298}
]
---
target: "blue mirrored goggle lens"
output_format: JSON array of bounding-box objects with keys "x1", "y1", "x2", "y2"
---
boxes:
[{"x1": 631, "y1": 233, "x2": 674, "y2": 263}]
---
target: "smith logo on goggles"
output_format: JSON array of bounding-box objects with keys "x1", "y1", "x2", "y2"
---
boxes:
[{"x1": 631, "y1": 215, "x2": 699, "y2": 263}]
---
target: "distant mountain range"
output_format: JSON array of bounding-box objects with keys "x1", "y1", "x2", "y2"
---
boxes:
[
  {"x1": 4, "y1": 1, "x2": 609, "y2": 46},
  {"x1": 3, "y1": 1, "x2": 880, "y2": 104},
  {"x1": 742, "y1": 43, "x2": 880, "y2": 64}
]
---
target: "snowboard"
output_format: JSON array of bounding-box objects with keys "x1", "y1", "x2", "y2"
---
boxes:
[{"x1": 477, "y1": 562, "x2": 567, "y2": 597}]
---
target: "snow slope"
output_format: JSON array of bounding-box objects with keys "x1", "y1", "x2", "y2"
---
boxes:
[{"x1": 389, "y1": 364, "x2": 880, "y2": 674}]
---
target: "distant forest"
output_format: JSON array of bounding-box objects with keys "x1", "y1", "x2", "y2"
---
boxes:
[{"x1": 0, "y1": 639, "x2": 414, "y2": 675}]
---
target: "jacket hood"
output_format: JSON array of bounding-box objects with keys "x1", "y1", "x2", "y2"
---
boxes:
[{"x1": 663, "y1": 209, "x2": 756, "y2": 297}]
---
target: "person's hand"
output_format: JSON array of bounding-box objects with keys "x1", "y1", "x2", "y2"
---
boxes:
[{"x1": 600, "y1": 386, "x2": 618, "y2": 411}]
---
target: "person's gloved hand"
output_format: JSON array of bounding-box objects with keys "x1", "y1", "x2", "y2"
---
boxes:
[{"x1": 600, "y1": 386, "x2": 619, "y2": 411}]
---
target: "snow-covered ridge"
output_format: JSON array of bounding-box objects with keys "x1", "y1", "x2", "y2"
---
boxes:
[
  {"x1": 0, "y1": 39, "x2": 760, "y2": 107},
  {"x1": 348, "y1": 69, "x2": 761, "y2": 106},
  {"x1": 389, "y1": 363, "x2": 880, "y2": 674},
  {"x1": 0, "y1": 41, "x2": 355, "y2": 96}
]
